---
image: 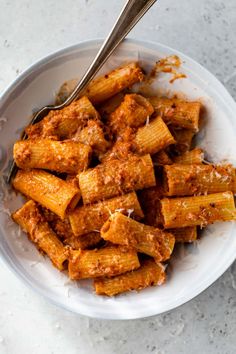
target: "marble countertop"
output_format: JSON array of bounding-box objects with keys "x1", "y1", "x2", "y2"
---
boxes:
[{"x1": 0, "y1": 0, "x2": 236, "y2": 353}]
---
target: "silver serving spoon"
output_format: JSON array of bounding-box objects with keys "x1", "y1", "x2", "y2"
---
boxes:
[{"x1": 7, "y1": 0, "x2": 157, "y2": 183}]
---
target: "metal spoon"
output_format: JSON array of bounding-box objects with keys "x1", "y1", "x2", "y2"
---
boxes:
[{"x1": 7, "y1": 0, "x2": 157, "y2": 183}]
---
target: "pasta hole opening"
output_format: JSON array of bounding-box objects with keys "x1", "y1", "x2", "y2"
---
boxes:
[
  {"x1": 62, "y1": 259, "x2": 69, "y2": 270},
  {"x1": 133, "y1": 94, "x2": 151, "y2": 109},
  {"x1": 67, "y1": 192, "x2": 81, "y2": 212}
]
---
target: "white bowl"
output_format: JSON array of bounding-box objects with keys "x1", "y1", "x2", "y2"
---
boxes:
[{"x1": 1, "y1": 39, "x2": 236, "y2": 320}]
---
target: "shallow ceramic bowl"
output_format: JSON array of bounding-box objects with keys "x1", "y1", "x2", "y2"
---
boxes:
[{"x1": 1, "y1": 39, "x2": 236, "y2": 319}]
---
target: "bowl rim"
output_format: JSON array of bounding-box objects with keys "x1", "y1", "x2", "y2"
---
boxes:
[{"x1": 1, "y1": 38, "x2": 236, "y2": 320}]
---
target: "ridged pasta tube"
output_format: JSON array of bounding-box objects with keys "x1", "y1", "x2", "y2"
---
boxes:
[
  {"x1": 94, "y1": 259, "x2": 166, "y2": 296},
  {"x1": 134, "y1": 117, "x2": 175, "y2": 155},
  {"x1": 163, "y1": 164, "x2": 235, "y2": 196},
  {"x1": 109, "y1": 94, "x2": 154, "y2": 133},
  {"x1": 161, "y1": 192, "x2": 236, "y2": 228},
  {"x1": 149, "y1": 97, "x2": 201, "y2": 131},
  {"x1": 26, "y1": 96, "x2": 100, "y2": 139},
  {"x1": 173, "y1": 148, "x2": 204, "y2": 164},
  {"x1": 101, "y1": 212, "x2": 175, "y2": 261},
  {"x1": 12, "y1": 200, "x2": 68, "y2": 270},
  {"x1": 81, "y1": 62, "x2": 144, "y2": 104},
  {"x1": 68, "y1": 246, "x2": 140, "y2": 280},
  {"x1": 78, "y1": 154, "x2": 156, "y2": 204},
  {"x1": 13, "y1": 169, "x2": 81, "y2": 219},
  {"x1": 14, "y1": 140, "x2": 92, "y2": 173}
]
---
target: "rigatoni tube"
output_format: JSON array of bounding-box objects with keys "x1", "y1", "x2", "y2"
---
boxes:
[
  {"x1": 12, "y1": 200, "x2": 68, "y2": 270},
  {"x1": 14, "y1": 140, "x2": 92, "y2": 174},
  {"x1": 161, "y1": 192, "x2": 236, "y2": 228},
  {"x1": 94, "y1": 259, "x2": 166, "y2": 296},
  {"x1": 68, "y1": 246, "x2": 140, "y2": 280},
  {"x1": 81, "y1": 62, "x2": 144, "y2": 104},
  {"x1": 163, "y1": 164, "x2": 235, "y2": 196},
  {"x1": 78, "y1": 154, "x2": 156, "y2": 204},
  {"x1": 69, "y1": 192, "x2": 144, "y2": 237},
  {"x1": 172, "y1": 148, "x2": 204, "y2": 164},
  {"x1": 149, "y1": 97, "x2": 201, "y2": 131},
  {"x1": 109, "y1": 94, "x2": 154, "y2": 133},
  {"x1": 134, "y1": 117, "x2": 175, "y2": 155},
  {"x1": 26, "y1": 96, "x2": 100, "y2": 139},
  {"x1": 101, "y1": 212, "x2": 175, "y2": 261},
  {"x1": 13, "y1": 169, "x2": 81, "y2": 219}
]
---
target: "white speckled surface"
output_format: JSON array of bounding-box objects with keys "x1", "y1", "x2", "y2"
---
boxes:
[{"x1": 0, "y1": 0, "x2": 236, "y2": 353}]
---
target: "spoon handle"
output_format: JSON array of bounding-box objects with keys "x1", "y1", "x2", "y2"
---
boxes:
[{"x1": 64, "y1": 0, "x2": 157, "y2": 105}]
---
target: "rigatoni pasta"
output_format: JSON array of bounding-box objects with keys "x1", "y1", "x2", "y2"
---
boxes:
[
  {"x1": 26, "y1": 96, "x2": 100, "y2": 139},
  {"x1": 101, "y1": 212, "x2": 175, "y2": 261},
  {"x1": 163, "y1": 164, "x2": 235, "y2": 196},
  {"x1": 13, "y1": 139, "x2": 92, "y2": 173},
  {"x1": 80, "y1": 62, "x2": 144, "y2": 104},
  {"x1": 94, "y1": 259, "x2": 166, "y2": 296},
  {"x1": 12, "y1": 200, "x2": 68, "y2": 270},
  {"x1": 173, "y1": 148, "x2": 204, "y2": 165},
  {"x1": 13, "y1": 169, "x2": 80, "y2": 219},
  {"x1": 161, "y1": 192, "x2": 236, "y2": 228},
  {"x1": 149, "y1": 97, "x2": 201, "y2": 131},
  {"x1": 68, "y1": 246, "x2": 140, "y2": 280},
  {"x1": 134, "y1": 116, "x2": 175, "y2": 155},
  {"x1": 78, "y1": 154, "x2": 156, "y2": 204},
  {"x1": 109, "y1": 94, "x2": 154, "y2": 133}
]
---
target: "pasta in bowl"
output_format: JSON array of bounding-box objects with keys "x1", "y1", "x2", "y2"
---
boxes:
[{"x1": 1, "y1": 39, "x2": 236, "y2": 319}]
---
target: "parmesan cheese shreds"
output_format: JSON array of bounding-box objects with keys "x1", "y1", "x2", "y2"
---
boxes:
[{"x1": 127, "y1": 208, "x2": 134, "y2": 217}]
